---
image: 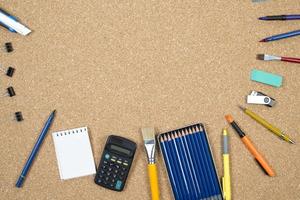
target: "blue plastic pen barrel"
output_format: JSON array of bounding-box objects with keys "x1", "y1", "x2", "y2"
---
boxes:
[
  {"x1": 265, "y1": 29, "x2": 300, "y2": 42},
  {"x1": 16, "y1": 110, "x2": 56, "y2": 188}
]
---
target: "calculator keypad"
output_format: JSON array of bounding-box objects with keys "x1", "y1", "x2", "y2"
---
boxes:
[{"x1": 95, "y1": 153, "x2": 131, "y2": 191}]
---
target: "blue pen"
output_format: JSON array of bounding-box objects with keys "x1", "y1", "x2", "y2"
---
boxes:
[
  {"x1": 16, "y1": 110, "x2": 56, "y2": 188},
  {"x1": 260, "y1": 29, "x2": 300, "y2": 42},
  {"x1": 259, "y1": 15, "x2": 300, "y2": 21}
]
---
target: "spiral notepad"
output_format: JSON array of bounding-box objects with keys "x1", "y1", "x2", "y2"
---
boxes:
[{"x1": 52, "y1": 127, "x2": 96, "y2": 180}]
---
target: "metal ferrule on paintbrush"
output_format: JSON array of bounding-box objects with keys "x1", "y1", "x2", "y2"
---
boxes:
[
  {"x1": 143, "y1": 128, "x2": 155, "y2": 164},
  {"x1": 144, "y1": 136, "x2": 156, "y2": 164}
]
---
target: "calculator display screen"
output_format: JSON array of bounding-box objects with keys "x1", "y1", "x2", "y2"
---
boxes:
[{"x1": 110, "y1": 145, "x2": 131, "y2": 155}]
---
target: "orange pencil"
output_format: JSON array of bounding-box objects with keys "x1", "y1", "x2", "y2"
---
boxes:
[{"x1": 225, "y1": 114, "x2": 275, "y2": 177}]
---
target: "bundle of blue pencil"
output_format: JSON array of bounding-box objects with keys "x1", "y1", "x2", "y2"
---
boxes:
[{"x1": 158, "y1": 124, "x2": 223, "y2": 200}]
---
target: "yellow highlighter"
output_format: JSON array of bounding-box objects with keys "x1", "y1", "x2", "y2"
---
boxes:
[
  {"x1": 142, "y1": 128, "x2": 160, "y2": 200},
  {"x1": 239, "y1": 106, "x2": 295, "y2": 144},
  {"x1": 222, "y1": 128, "x2": 231, "y2": 200}
]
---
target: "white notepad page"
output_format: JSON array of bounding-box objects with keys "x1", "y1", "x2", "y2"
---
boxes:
[{"x1": 52, "y1": 127, "x2": 96, "y2": 180}]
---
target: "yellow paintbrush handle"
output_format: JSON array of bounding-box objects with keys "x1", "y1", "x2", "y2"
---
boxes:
[{"x1": 148, "y1": 164, "x2": 160, "y2": 200}]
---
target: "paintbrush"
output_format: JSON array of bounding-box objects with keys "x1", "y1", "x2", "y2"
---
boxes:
[
  {"x1": 257, "y1": 54, "x2": 300, "y2": 64},
  {"x1": 142, "y1": 127, "x2": 160, "y2": 200}
]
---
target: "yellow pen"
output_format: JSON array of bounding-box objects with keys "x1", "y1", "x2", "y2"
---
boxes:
[
  {"x1": 239, "y1": 106, "x2": 295, "y2": 144},
  {"x1": 222, "y1": 128, "x2": 231, "y2": 200}
]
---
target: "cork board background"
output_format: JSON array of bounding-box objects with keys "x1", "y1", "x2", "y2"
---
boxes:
[{"x1": 1, "y1": 1, "x2": 299, "y2": 200}]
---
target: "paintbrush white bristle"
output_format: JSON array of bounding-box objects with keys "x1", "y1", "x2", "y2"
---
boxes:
[
  {"x1": 141, "y1": 127, "x2": 155, "y2": 141},
  {"x1": 256, "y1": 54, "x2": 281, "y2": 61}
]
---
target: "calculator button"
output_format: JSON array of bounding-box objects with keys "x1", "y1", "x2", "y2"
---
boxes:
[
  {"x1": 103, "y1": 160, "x2": 108, "y2": 164},
  {"x1": 105, "y1": 177, "x2": 109, "y2": 181},
  {"x1": 111, "y1": 158, "x2": 116, "y2": 162},
  {"x1": 108, "y1": 167, "x2": 112, "y2": 172},
  {"x1": 109, "y1": 163, "x2": 114, "y2": 166},
  {"x1": 123, "y1": 162, "x2": 128, "y2": 166},
  {"x1": 120, "y1": 172, "x2": 125, "y2": 176},
  {"x1": 97, "y1": 179, "x2": 102, "y2": 184},
  {"x1": 107, "y1": 172, "x2": 111, "y2": 176},
  {"x1": 115, "y1": 180, "x2": 123, "y2": 190},
  {"x1": 114, "y1": 170, "x2": 118, "y2": 174},
  {"x1": 117, "y1": 160, "x2": 122, "y2": 164},
  {"x1": 122, "y1": 167, "x2": 127, "y2": 171},
  {"x1": 110, "y1": 183, "x2": 114, "y2": 188},
  {"x1": 105, "y1": 154, "x2": 110, "y2": 160},
  {"x1": 115, "y1": 165, "x2": 120, "y2": 169},
  {"x1": 111, "y1": 179, "x2": 115, "y2": 183},
  {"x1": 112, "y1": 174, "x2": 117, "y2": 178},
  {"x1": 100, "y1": 170, "x2": 105, "y2": 174}
]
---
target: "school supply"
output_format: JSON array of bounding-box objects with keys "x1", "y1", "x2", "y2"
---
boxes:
[
  {"x1": 225, "y1": 115, "x2": 275, "y2": 177},
  {"x1": 158, "y1": 124, "x2": 223, "y2": 200},
  {"x1": 16, "y1": 110, "x2": 56, "y2": 188},
  {"x1": 257, "y1": 54, "x2": 300, "y2": 64},
  {"x1": 222, "y1": 128, "x2": 231, "y2": 200},
  {"x1": 4, "y1": 86, "x2": 16, "y2": 97},
  {"x1": 239, "y1": 106, "x2": 295, "y2": 144},
  {"x1": 0, "y1": 65, "x2": 15, "y2": 77},
  {"x1": 95, "y1": 135, "x2": 136, "y2": 191},
  {"x1": 259, "y1": 15, "x2": 300, "y2": 21},
  {"x1": 247, "y1": 91, "x2": 276, "y2": 107},
  {"x1": 142, "y1": 128, "x2": 160, "y2": 200},
  {"x1": 260, "y1": 29, "x2": 300, "y2": 42},
  {"x1": 0, "y1": 8, "x2": 31, "y2": 36},
  {"x1": 52, "y1": 127, "x2": 96, "y2": 180},
  {"x1": 15, "y1": 111, "x2": 24, "y2": 121},
  {"x1": 5, "y1": 42, "x2": 13, "y2": 52},
  {"x1": 251, "y1": 69, "x2": 282, "y2": 87}
]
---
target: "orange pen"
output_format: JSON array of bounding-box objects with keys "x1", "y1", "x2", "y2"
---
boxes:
[{"x1": 225, "y1": 114, "x2": 275, "y2": 177}]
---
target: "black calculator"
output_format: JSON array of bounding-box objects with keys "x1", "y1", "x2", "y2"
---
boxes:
[{"x1": 94, "y1": 135, "x2": 137, "y2": 191}]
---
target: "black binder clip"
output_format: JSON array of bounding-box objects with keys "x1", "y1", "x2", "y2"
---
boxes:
[
  {"x1": 0, "y1": 65, "x2": 15, "y2": 77},
  {"x1": 5, "y1": 42, "x2": 13, "y2": 53},
  {"x1": 4, "y1": 86, "x2": 16, "y2": 97},
  {"x1": 246, "y1": 91, "x2": 276, "y2": 107},
  {"x1": 15, "y1": 112, "x2": 24, "y2": 122}
]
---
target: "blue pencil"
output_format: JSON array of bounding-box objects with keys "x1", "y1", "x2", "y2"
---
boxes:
[
  {"x1": 195, "y1": 125, "x2": 222, "y2": 200},
  {"x1": 174, "y1": 131, "x2": 198, "y2": 199},
  {"x1": 166, "y1": 134, "x2": 188, "y2": 199},
  {"x1": 169, "y1": 133, "x2": 191, "y2": 199},
  {"x1": 179, "y1": 130, "x2": 203, "y2": 199},
  {"x1": 191, "y1": 126, "x2": 217, "y2": 199},
  {"x1": 184, "y1": 129, "x2": 209, "y2": 199},
  {"x1": 16, "y1": 110, "x2": 56, "y2": 188},
  {"x1": 179, "y1": 130, "x2": 202, "y2": 199},
  {"x1": 260, "y1": 29, "x2": 300, "y2": 42},
  {"x1": 160, "y1": 135, "x2": 182, "y2": 200}
]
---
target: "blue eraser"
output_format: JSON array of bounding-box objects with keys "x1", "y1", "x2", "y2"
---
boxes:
[{"x1": 251, "y1": 69, "x2": 283, "y2": 87}]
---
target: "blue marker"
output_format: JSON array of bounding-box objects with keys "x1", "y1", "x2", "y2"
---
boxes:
[{"x1": 16, "y1": 110, "x2": 56, "y2": 188}]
